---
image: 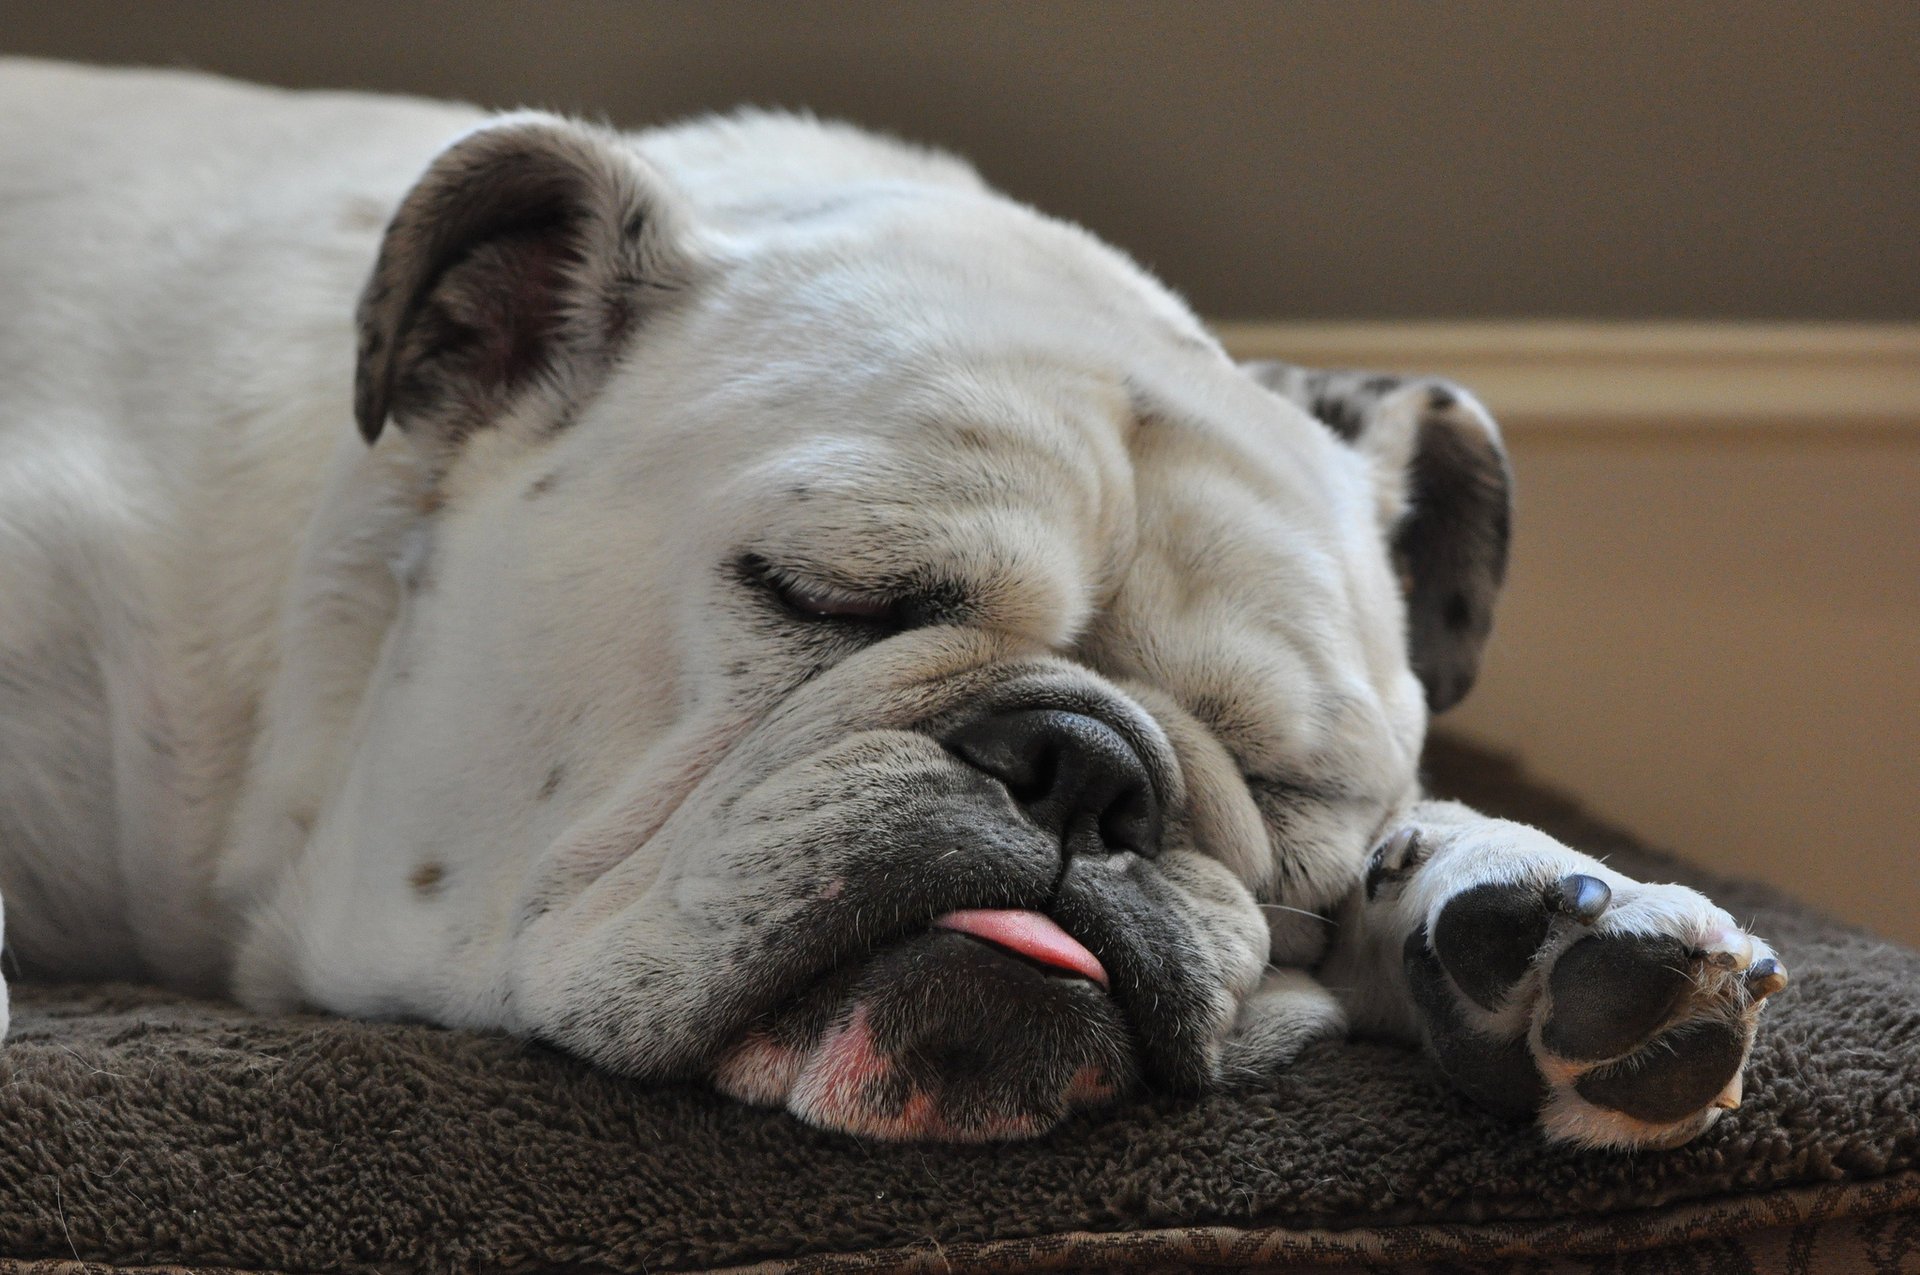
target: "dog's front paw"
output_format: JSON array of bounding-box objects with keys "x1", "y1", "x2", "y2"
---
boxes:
[{"x1": 1394, "y1": 822, "x2": 1787, "y2": 1149}]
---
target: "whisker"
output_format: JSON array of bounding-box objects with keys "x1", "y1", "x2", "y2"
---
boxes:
[{"x1": 1262, "y1": 904, "x2": 1336, "y2": 924}]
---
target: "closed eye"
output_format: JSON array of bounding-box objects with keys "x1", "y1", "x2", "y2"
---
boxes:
[
  {"x1": 771, "y1": 574, "x2": 900, "y2": 624},
  {"x1": 738, "y1": 553, "x2": 905, "y2": 630}
]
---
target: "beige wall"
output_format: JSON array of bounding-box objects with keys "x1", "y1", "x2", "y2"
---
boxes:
[{"x1": 6, "y1": 0, "x2": 1916, "y2": 321}]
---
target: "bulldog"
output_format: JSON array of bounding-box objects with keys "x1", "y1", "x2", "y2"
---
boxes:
[{"x1": 0, "y1": 60, "x2": 1785, "y2": 1147}]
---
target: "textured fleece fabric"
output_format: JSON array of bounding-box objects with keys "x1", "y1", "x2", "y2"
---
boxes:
[{"x1": 0, "y1": 738, "x2": 1914, "y2": 1272}]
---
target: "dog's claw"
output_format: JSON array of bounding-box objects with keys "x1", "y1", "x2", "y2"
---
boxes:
[
  {"x1": 1364, "y1": 827, "x2": 1427, "y2": 900},
  {"x1": 1548, "y1": 873, "x2": 1611, "y2": 925},
  {"x1": 1378, "y1": 826, "x2": 1419, "y2": 862},
  {"x1": 1746, "y1": 957, "x2": 1789, "y2": 1000},
  {"x1": 1713, "y1": 1072, "x2": 1745, "y2": 1111}
]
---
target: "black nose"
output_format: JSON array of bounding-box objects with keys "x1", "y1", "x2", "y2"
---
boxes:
[{"x1": 946, "y1": 709, "x2": 1161, "y2": 858}]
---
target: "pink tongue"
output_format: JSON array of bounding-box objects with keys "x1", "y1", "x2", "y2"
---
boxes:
[{"x1": 932, "y1": 909, "x2": 1109, "y2": 987}]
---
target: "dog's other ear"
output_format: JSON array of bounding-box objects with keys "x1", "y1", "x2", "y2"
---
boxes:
[
  {"x1": 1244, "y1": 363, "x2": 1512, "y2": 714},
  {"x1": 354, "y1": 113, "x2": 697, "y2": 447}
]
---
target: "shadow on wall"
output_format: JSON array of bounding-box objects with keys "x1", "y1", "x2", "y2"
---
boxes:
[{"x1": 5, "y1": 0, "x2": 1917, "y2": 321}]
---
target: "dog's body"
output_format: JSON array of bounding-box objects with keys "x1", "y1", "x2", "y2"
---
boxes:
[{"x1": 0, "y1": 61, "x2": 1783, "y2": 1146}]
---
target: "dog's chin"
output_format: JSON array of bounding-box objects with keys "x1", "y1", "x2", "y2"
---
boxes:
[{"x1": 711, "y1": 929, "x2": 1138, "y2": 1141}]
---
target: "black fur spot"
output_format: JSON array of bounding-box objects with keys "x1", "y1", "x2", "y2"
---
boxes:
[
  {"x1": 1542, "y1": 933, "x2": 1695, "y2": 1061},
  {"x1": 1397, "y1": 408, "x2": 1512, "y2": 713},
  {"x1": 1574, "y1": 1020, "x2": 1746, "y2": 1123},
  {"x1": 1431, "y1": 880, "x2": 1553, "y2": 1011},
  {"x1": 1309, "y1": 393, "x2": 1366, "y2": 442},
  {"x1": 538, "y1": 764, "x2": 566, "y2": 801},
  {"x1": 1406, "y1": 930, "x2": 1545, "y2": 1119}
]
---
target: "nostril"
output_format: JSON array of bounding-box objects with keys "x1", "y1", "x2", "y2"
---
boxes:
[
  {"x1": 1007, "y1": 747, "x2": 1057, "y2": 806},
  {"x1": 1098, "y1": 786, "x2": 1156, "y2": 858},
  {"x1": 945, "y1": 708, "x2": 1162, "y2": 858}
]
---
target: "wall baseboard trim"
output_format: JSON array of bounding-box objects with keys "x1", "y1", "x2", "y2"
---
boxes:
[{"x1": 1211, "y1": 321, "x2": 1920, "y2": 434}]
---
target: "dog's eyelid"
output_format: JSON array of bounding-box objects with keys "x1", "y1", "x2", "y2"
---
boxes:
[
  {"x1": 735, "y1": 552, "x2": 979, "y2": 633},
  {"x1": 736, "y1": 553, "x2": 905, "y2": 627},
  {"x1": 775, "y1": 574, "x2": 899, "y2": 623}
]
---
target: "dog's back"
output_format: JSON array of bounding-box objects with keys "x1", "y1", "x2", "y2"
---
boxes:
[{"x1": 0, "y1": 62, "x2": 482, "y2": 983}]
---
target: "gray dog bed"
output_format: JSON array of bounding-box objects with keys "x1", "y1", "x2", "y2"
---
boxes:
[{"x1": 1, "y1": 738, "x2": 1915, "y2": 1273}]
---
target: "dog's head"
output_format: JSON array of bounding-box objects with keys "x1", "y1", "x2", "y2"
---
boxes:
[{"x1": 330, "y1": 113, "x2": 1510, "y2": 1138}]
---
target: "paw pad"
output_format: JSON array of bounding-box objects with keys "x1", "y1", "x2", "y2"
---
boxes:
[
  {"x1": 1572, "y1": 1020, "x2": 1750, "y2": 1124},
  {"x1": 1432, "y1": 880, "x2": 1554, "y2": 1010},
  {"x1": 1541, "y1": 933, "x2": 1695, "y2": 1060}
]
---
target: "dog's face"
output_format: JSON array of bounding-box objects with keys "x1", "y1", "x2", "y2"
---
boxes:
[{"x1": 331, "y1": 116, "x2": 1508, "y2": 1138}]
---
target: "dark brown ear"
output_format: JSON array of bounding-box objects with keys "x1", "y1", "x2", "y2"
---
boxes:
[
  {"x1": 1244, "y1": 362, "x2": 1513, "y2": 713},
  {"x1": 354, "y1": 113, "x2": 696, "y2": 447}
]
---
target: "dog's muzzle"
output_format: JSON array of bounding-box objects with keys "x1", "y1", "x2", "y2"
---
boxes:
[{"x1": 709, "y1": 705, "x2": 1190, "y2": 1139}]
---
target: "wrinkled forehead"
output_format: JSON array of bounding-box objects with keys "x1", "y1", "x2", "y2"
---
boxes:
[{"x1": 710, "y1": 357, "x2": 1143, "y2": 650}]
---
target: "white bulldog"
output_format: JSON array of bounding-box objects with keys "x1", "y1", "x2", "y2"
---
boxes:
[{"x1": 0, "y1": 60, "x2": 1784, "y2": 1147}]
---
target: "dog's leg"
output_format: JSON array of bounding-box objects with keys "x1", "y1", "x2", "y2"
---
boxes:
[{"x1": 1316, "y1": 799, "x2": 1786, "y2": 1148}]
